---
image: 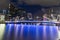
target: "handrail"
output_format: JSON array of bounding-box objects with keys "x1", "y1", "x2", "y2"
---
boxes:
[{"x1": 5, "y1": 21, "x2": 60, "y2": 24}]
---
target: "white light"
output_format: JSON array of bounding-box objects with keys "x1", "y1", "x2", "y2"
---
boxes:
[{"x1": 0, "y1": 24, "x2": 5, "y2": 40}]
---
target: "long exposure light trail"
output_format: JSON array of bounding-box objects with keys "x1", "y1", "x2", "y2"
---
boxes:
[
  {"x1": 0, "y1": 24, "x2": 5, "y2": 40},
  {"x1": 3, "y1": 21, "x2": 59, "y2": 40}
]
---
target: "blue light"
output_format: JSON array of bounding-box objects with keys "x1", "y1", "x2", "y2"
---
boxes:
[
  {"x1": 3, "y1": 24, "x2": 14, "y2": 40},
  {"x1": 4, "y1": 24, "x2": 58, "y2": 40}
]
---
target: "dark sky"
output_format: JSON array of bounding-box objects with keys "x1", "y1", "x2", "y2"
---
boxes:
[
  {"x1": 0, "y1": 0, "x2": 60, "y2": 9},
  {"x1": 0, "y1": 0, "x2": 9, "y2": 10}
]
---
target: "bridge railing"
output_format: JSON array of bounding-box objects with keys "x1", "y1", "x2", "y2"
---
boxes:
[{"x1": 5, "y1": 21, "x2": 60, "y2": 26}]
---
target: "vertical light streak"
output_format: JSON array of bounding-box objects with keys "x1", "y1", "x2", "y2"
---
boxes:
[
  {"x1": 50, "y1": 26, "x2": 58, "y2": 40},
  {"x1": 0, "y1": 24, "x2": 5, "y2": 40},
  {"x1": 50, "y1": 26, "x2": 53, "y2": 40},
  {"x1": 7, "y1": 24, "x2": 12, "y2": 40},
  {"x1": 58, "y1": 28, "x2": 60, "y2": 40},
  {"x1": 20, "y1": 24, "x2": 24, "y2": 40},
  {"x1": 27, "y1": 24, "x2": 30, "y2": 40},
  {"x1": 36, "y1": 25, "x2": 39, "y2": 40},
  {"x1": 43, "y1": 25, "x2": 47, "y2": 40},
  {"x1": 14, "y1": 24, "x2": 19, "y2": 40},
  {"x1": 54, "y1": 26, "x2": 58, "y2": 40}
]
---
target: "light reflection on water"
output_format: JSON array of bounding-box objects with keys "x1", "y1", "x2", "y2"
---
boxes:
[
  {"x1": 2, "y1": 24, "x2": 59, "y2": 40},
  {"x1": 0, "y1": 24, "x2": 5, "y2": 40}
]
